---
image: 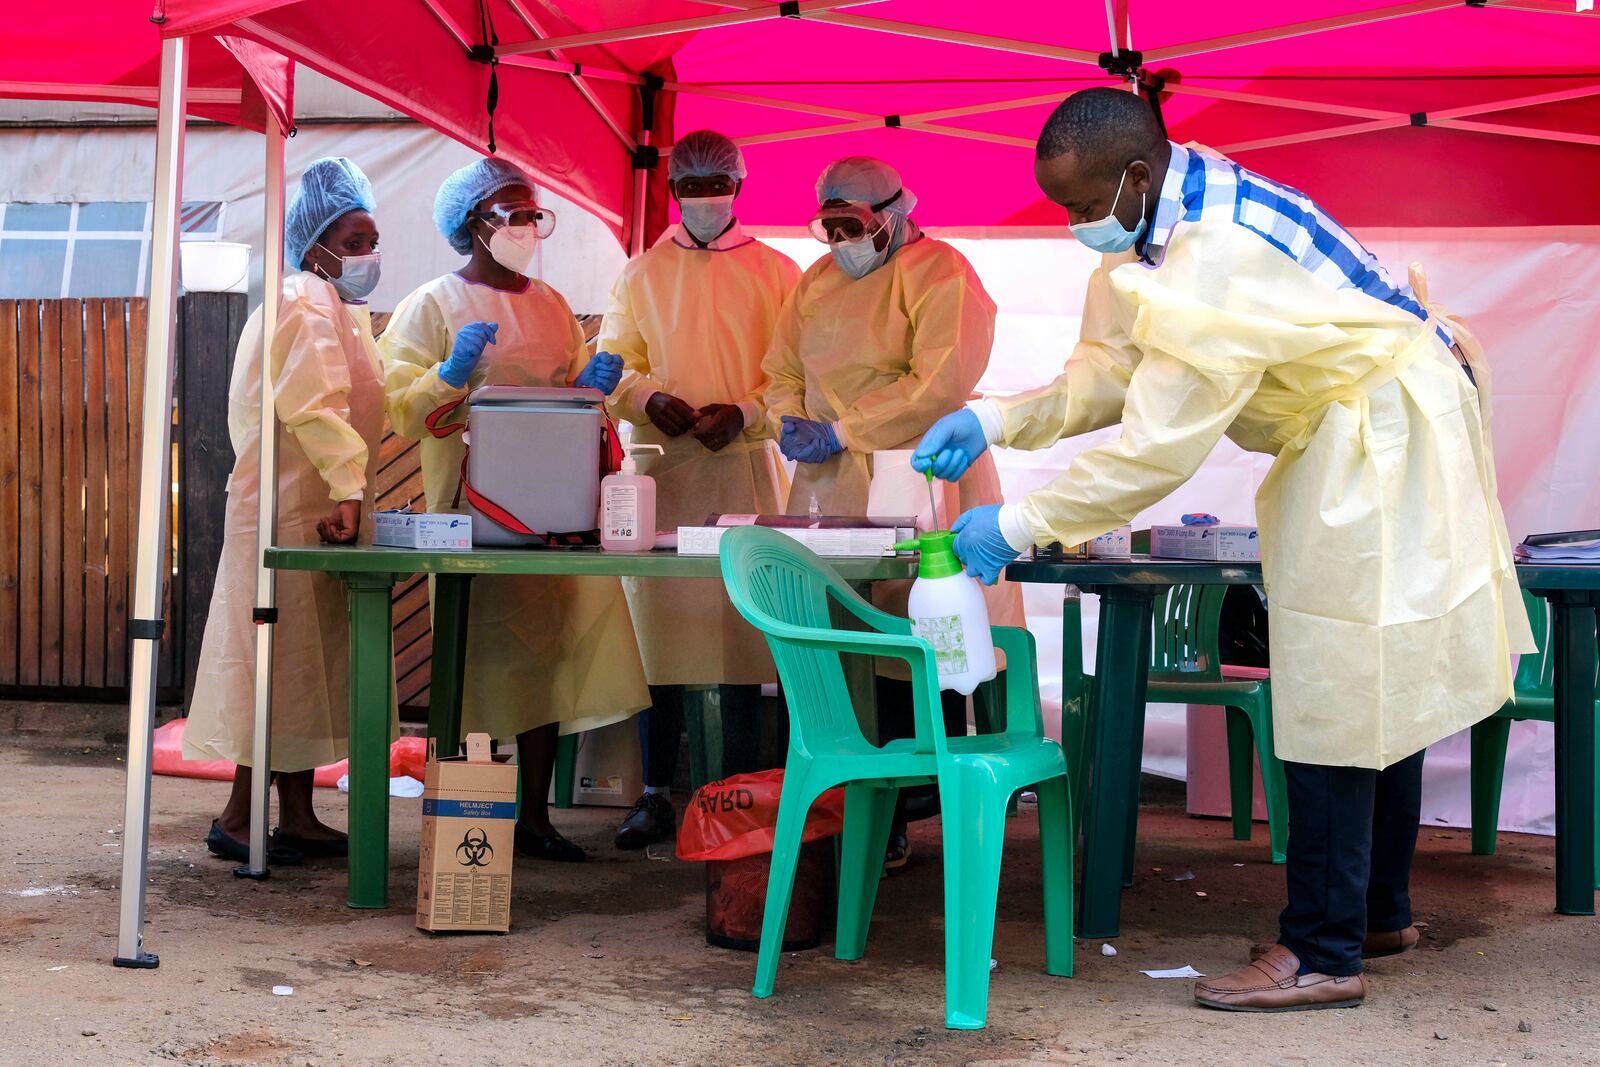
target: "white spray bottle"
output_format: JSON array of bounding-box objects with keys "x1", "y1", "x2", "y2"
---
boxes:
[
  {"x1": 892, "y1": 480, "x2": 997, "y2": 695},
  {"x1": 600, "y1": 443, "x2": 665, "y2": 552}
]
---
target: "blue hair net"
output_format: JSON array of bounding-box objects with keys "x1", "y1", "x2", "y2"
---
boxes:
[
  {"x1": 434, "y1": 157, "x2": 536, "y2": 255},
  {"x1": 668, "y1": 130, "x2": 747, "y2": 182},
  {"x1": 285, "y1": 157, "x2": 376, "y2": 271},
  {"x1": 815, "y1": 156, "x2": 917, "y2": 216}
]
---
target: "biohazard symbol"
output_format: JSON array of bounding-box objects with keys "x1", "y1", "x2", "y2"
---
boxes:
[{"x1": 455, "y1": 827, "x2": 494, "y2": 867}]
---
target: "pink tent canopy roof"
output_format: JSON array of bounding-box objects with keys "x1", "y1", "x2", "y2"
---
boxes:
[
  {"x1": 159, "y1": 1, "x2": 1599, "y2": 243},
  {"x1": 1, "y1": 1, "x2": 293, "y2": 131}
]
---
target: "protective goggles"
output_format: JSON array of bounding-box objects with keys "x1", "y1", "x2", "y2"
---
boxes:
[
  {"x1": 471, "y1": 200, "x2": 557, "y2": 239},
  {"x1": 807, "y1": 189, "x2": 904, "y2": 245}
]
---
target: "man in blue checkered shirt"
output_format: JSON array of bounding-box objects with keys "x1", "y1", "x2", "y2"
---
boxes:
[{"x1": 913, "y1": 87, "x2": 1529, "y2": 1013}]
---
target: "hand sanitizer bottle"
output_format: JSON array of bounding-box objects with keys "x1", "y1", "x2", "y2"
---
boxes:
[
  {"x1": 600, "y1": 444, "x2": 665, "y2": 552},
  {"x1": 892, "y1": 531, "x2": 997, "y2": 695}
]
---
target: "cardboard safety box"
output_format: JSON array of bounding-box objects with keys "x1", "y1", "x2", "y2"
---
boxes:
[
  {"x1": 417, "y1": 733, "x2": 517, "y2": 934},
  {"x1": 374, "y1": 509, "x2": 473, "y2": 551},
  {"x1": 1151, "y1": 523, "x2": 1261, "y2": 562}
]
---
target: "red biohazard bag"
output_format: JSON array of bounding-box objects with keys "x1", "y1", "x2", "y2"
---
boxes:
[{"x1": 676, "y1": 769, "x2": 846, "y2": 862}]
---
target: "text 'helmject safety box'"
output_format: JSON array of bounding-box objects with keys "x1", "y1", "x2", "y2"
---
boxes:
[
  {"x1": 1151, "y1": 523, "x2": 1261, "y2": 562},
  {"x1": 373, "y1": 510, "x2": 473, "y2": 551},
  {"x1": 417, "y1": 733, "x2": 517, "y2": 934}
]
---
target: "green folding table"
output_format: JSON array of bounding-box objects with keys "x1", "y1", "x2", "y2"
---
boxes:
[
  {"x1": 265, "y1": 545, "x2": 917, "y2": 909},
  {"x1": 1005, "y1": 555, "x2": 1600, "y2": 939}
]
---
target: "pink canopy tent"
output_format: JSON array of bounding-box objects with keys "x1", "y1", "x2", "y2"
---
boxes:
[
  {"x1": 1, "y1": 1, "x2": 292, "y2": 130},
  {"x1": 110, "y1": 0, "x2": 1598, "y2": 968},
  {"x1": 157, "y1": 0, "x2": 1599, "y2": 244},
  {"x1": 3, "y1": 1, "x2": 294, "y2": 970}
]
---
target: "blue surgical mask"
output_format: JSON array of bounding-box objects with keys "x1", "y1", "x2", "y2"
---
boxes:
[
  {"x1": 316, "y1": 245, "x2": 382, "y2": 302},
  {"x1": 1069, "y1": 168, "x2": 1146, "y2": 254},
  {"x1": 831, "y1": 232, "x2": 889, "y2": 279},
  {"x1": 678, "y1": 194, "x2": 736, "y2": 245}
]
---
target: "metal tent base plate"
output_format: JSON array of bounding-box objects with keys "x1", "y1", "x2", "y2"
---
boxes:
[{"x1": 112, "y1": 953, "x2": 160, "y2": 969}]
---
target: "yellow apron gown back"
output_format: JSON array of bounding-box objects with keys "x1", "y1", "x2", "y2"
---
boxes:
[{"x1": 185, "y1": 273, "x2": 391, "y2": 771}]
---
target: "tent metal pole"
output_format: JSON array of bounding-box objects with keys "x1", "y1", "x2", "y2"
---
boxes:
[
  {"x1": 500, "y1": 0, "x2": 884, "y2": 56},
  {"x1": 1144, "y1": 0, "x2": 1458, "y2": 63},
  {"x1": 1432, "y1": 118, "x2": 1600, "y2": 147},
  {"x1": 237, "y1": 107, "x2": 288, "y2": 881},
  {"x1": 1217, "y1": 117, "x2": 1412, "y2": 154},
  {"x1": 1162, "y1": 83, "x2": 1400, "y2": 120},
  {"x1": 113, "y1": 33, "x2": 189, "y2": 972}
]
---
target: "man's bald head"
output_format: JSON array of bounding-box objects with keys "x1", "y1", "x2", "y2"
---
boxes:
[
  {"x1": 1037, "y1": 87, "x2": 1165, "y2": 181},
  {"x1": 1034, "y1": 87, "x2": 1170, "y2": 236}
]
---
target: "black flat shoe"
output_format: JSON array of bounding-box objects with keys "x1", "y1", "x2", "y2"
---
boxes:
[
  {"x1": 272, "y1": 829, "x2": 348, "y2": 859},
  {"x1": 614, "y1": 793, "x2": 676, "y2": 850},
  {"x1": 514, "y1": 824, "x2": 586, "y2": 863},
  {"x1": 206, "y1": 819, "x2": 303, "y2": 866}
]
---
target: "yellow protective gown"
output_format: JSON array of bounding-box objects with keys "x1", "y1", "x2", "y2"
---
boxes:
[
  {"x1": 185, "y1": 272, "x2": 393, "y2": 771},
  {"x1": 600, "y1": 224, "x2": 800, "y2": 686},
  {"x1": 381, "y1": 273, "x2": 650, "y2": 741},
  {"x1": 990, "y1": 220, "x2": 1531, "y2": 769},
  {"x1": 762, "y1": 236, "x2": 1025, "y2": 650}
]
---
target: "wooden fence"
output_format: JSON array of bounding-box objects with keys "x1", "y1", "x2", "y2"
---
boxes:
[
  {"x1": 0, "y1": 297, "x2": 179, "y2": 693},
  {"x1": 0, "y1": 300, "x2": 601, "y2": 712}
]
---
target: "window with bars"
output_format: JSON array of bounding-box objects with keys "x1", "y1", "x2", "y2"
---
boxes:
[{"x1": 0, "y1": 201, "x2": 223, "y2": 299}]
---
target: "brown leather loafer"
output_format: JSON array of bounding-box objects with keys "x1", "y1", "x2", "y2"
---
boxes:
[
  {"x1": 1250, "y1": 925, "x2": 1419, "y2": 963},
  {"x1": 1196, "y1": 945, "x2": 1367, "y2": 1012},
  {"x1": 1360, "y1": 925, "x2": 1420, "y2": 958}
]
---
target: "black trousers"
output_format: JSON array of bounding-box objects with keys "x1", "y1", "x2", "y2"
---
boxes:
[
  {"x1": 639, "y1": 684, "x2": 763, "y2": 789},
  {"x1": 1278, "y1": 748, "x2": 1426, "y2": 976}
]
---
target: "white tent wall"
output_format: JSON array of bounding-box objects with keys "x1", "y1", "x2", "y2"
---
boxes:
[{"x1": 4, "y1": 113, "x2": 1595, "y2": 837}]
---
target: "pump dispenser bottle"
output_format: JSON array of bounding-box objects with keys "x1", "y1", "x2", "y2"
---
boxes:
[
  {"x1": 892, "y1": 530, "x2": 997, "y2": 694},
  {"x1": 600, "y1": 443, "x2": 665, "y2": 552}
]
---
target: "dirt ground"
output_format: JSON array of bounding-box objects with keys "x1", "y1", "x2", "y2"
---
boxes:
[{"x1": 2, "y1": 727, "x2": 1597, "y2": 1067}]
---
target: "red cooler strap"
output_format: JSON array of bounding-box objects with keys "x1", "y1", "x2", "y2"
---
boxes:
[{"x1": 425, "y1": 396, "x2": 467, "y2": 439}]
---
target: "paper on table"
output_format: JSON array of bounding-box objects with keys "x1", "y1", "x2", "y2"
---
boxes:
[{"x1": 1141, "y1": 965, "x2": 1205, "y2": 979}]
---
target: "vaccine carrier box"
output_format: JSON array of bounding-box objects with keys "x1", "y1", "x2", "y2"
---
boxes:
[
  {"x1": 464, "y1": 385, "x2": 606, "y2": 547},
  {"x1": 417, "y1": 734, "x2": 517, "y2": 934},
  {"x1": 1151, "y1": 523, "x2": 1261, "y2": 562},
  {"x1": 373, "y1": 510, "x2": 473, "y2": 551}
]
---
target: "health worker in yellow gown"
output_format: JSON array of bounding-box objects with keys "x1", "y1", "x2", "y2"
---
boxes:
[
  {"x1": 762, "y1": 155, "x2": 1024, "y2": 868},
  {"x1": 186, "y1": 157, "x2": 391, "y2": 865},
  {"x1": 597, "y1": 130, "x2": 800, "y2": 850},
  {"x1": 915, "y1": 89, "x2": 1530, "y2": 1011},
  {"x1": 382, "y1": 157, "x2": 650, "y2": 863}
]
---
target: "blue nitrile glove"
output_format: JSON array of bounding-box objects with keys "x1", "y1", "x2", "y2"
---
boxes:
[
  {"x1": 439, "y1": 321, "x2": 499, "y2": 388},
  {"x1": 912, "y1": 408, "x2": 989, "y2": 482},
  {"x1": 779, "y1": 416, "x2": 843, "y2": 464},
  {"x1": 574, "y1": 351, "x2": 624, "y2": 395},
  {"x1": 951, "y1": 504, "x2": 1021, "y2": 586}
]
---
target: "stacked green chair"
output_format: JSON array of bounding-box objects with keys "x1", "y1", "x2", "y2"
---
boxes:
[
  {"x1": 719, "y1": 525, "x2": 1073, "y2": 1030},
  {"x1": 1470, "y1": 589, "x2": 1600, "y2": 888},
  {"x1": 1144, "y1": 581, "x2": 1288, "y2": 865}
]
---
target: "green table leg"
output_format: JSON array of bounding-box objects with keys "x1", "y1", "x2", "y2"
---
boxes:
[
  {"x1": 1120, "y1": 613, "x2": 1153, "y2": 888},
  {"x1": 426, "y1": 574, "x2": 473, "y2": 754},
  {"x1": 1549, "y1": 591, "x2": 1597, "y2": 916},
  {"x1": 553, "y1": 732, "x2": 577, "y2": 809},
  {"x1": 346, "y1": 572, "x2": 397, "y2": 910},
  {"x1": 1078, "y1": 585, "x2": 1157, "y2": 940}
]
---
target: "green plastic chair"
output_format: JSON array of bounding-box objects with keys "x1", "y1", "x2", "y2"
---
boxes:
[
  {"x1": 1145, "y1": 582, "x2": 1288, "y2": 865},
  {"x1": 719, "y1": 526, "x2": 1074, "y2": 1031},
  {"x1": 1470, "y1": 589, "x2": 1600, "y2": 888}
]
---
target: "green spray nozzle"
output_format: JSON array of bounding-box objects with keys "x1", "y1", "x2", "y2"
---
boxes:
[{"x1": 892, "y1": 529, "x2": 964, "y2": 579}]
